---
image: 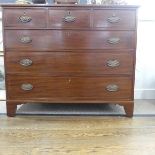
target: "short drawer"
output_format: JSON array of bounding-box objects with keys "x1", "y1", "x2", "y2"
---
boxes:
[
  {"x1": 6, "y1": 51, "x2": 134, "y2": 75},
  {"x1": 7, "y1": 75, "x2": 132, "y2": 100},
  {"x1": 49, "y1": 9, "x2": 91, "y2": 28},
  {"x1": 5, "y1": 30, "x2": 135, "y2": 50},
  {"x1": 4, "y1": 8, "x2": 47, "y2": 28},
  {"x1": 93, "y1": 9, "x2": 136, "y2": 30}
]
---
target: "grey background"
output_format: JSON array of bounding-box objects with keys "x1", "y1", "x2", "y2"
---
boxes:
[{"x1": 0, "y1": 57, "x2": 4, "y2": 90}]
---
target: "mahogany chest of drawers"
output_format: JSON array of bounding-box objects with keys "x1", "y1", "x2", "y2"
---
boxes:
[{"x1": 2, "y1": 4, "x2": 138, "y2": 117}]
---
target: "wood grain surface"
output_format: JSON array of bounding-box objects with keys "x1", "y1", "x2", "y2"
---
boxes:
[
  {"x1": 7, "y1": 75, "x2": 132, "y2": 100},
  {"x1": 6, "y1": 51, "x2": 134, "y2": 75},
  {"x1": 0, "y1": 116, "x2": 155, "y2": 155},
  {"x1": 4, "y1": 8, "x2": 47, "y2": 28},
  {"x1": 5, "y1": 30, "x2": 135, "y2": 51},
  {"x1": 93, "y1": 9, "x2": 136, "y2": 29},
  {"x1": 49, "y1": 9, "x2": 91, "y2": 28}
]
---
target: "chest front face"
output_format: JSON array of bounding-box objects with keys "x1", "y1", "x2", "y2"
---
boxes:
[{"x1": 2, "y1": 4, "x2": 138, "y2": 117}]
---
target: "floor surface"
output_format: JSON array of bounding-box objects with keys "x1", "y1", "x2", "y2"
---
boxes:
[{"x1": 0, "y1": 116, "x2": 155, "y2": 155}]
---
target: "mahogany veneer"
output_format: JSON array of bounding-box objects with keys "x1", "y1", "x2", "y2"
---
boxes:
[
  {"x1": 2, "y1": 4, "x2": 138, "y2": 117},
  {"x1": 6, "y1": 51, "x2": 134, "y2": 75}
]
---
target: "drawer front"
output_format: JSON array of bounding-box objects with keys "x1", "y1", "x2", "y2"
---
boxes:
[
  {"x1": 5, "y1": 30, "x2": 135, "y2": 50},
  {"x1": 7, "y1": 76, "x2": 132, "y2": 100},
  {"x1": 49, "y1": 9, "x2": 91, "y2": 28},
  {"x1": 4, "y1": 9, "x2": 47, "y2": 28},
  {"x1": 93, "y1": 9, "x2": 136, "y2": 30},
  {"x1": 6, "y1": 51, "x2": 134, "y2": 75}
]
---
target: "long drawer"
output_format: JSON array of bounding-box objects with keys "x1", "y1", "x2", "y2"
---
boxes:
[
  {"x1": 5, "y1": 30, "x2": 135, "y2": 50},
  {"x1": 6, "y1": 51, "x2": 134, "y2": 75},
  {"x1": 7, "y1": 75, "x2": 132, "y2": 100}
]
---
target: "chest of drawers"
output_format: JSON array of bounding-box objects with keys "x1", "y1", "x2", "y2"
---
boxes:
[{"x1": 2, "y1": 4, "x2": 138, "y2": 117}]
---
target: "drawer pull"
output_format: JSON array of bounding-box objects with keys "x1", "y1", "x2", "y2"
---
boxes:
[
  {"x1": 20, "y1": 36, "x2": 32, "y2": 44},
  {"x1": 107, "y1": 15, "x2": 120, "y2": 23},
  {"x1": 63, "y1": 11, "x2": 76, "y2": 23},
  {"x1": 106, "y1": 84, "x2": 119, "y2": 92},
  {"x1": 21, "y1": 83, "x2": 33, "y2": 91},
  {"x1": 107, "y1": 37, "x2": 120, "y2": 44},
  {"x1": 106, "y1": 59, "x2": 120, "y2": 67},
  {"x1": 20, "y1": 59, "x2": 33, "y2": 67},
  {"x1": 19, "y1": 14, "x2": 32, "y2": 23}
]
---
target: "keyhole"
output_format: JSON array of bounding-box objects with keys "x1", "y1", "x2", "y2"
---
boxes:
[{"x1": 68, "y1": 79, "x2": 71, "y2": 83}]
